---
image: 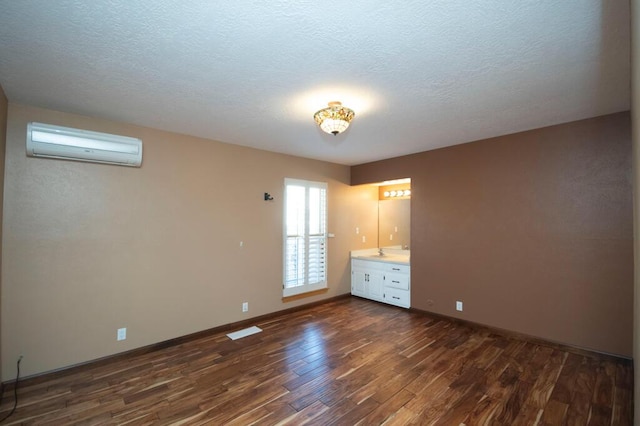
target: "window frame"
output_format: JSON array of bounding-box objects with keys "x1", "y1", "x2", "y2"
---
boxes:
[{"x1": 283, "y1": 178, "x2": 328, "y2": 297}]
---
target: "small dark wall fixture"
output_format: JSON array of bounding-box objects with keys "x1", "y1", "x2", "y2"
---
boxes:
[{"x1": 264, "y1": 192, "x2": 274, "y2": 201}]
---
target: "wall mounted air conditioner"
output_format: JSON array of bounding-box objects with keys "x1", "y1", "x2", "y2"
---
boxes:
[{"x1": 26, "y1": 122, "x2": 143, "y2": 167}]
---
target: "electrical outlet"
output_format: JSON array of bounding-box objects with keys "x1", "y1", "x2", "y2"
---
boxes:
[
  {"x1": 242, "y1": 302, "x2": 248, "y2": 312},
  {"x1": 456, "y1": 301, "x2": 463, "y2": 312},
  {"x1": 362, "y1": 235, "x2": 366, "y2": 243},
  {"x1": 117, "y1": 327, "x2": 127, "y2": 341}
]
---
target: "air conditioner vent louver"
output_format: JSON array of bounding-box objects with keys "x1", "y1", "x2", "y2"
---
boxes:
[{"x1": 26, "y1": 122, "x2": 143, "y2": 167}]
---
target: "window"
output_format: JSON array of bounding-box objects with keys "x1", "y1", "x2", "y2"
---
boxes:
[{"x1": 283, "y1": 178, "x2": 327, "y2": 297}]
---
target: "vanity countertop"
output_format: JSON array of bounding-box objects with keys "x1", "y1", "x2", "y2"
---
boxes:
[{"x1": 351, "y1": 249, "x2": 410, "y2": 265}]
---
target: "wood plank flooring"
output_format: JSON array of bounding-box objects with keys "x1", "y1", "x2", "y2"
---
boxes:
[{"x1": 0, "y1": 297, "x2": 633, "y2": 425}]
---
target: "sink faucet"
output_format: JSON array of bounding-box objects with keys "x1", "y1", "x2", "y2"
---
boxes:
[{"x1": 378, "y1": 248, "x2": 384, "y2": 256}]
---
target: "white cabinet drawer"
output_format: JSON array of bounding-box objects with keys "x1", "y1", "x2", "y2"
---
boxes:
[
  {"x1": 384, "y1": 263, "x2": 409, "y2": 274},
  {"x1": 385, "y1": 273, "x2": 409, "y2": 290},
  {"x1": 383, "y1": 287, "x2": 410, "y2": 308}
]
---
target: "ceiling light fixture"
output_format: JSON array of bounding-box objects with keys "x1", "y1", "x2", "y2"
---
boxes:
[{"x1": 313, "y1": 101, "x2": 355, "y2": 135}]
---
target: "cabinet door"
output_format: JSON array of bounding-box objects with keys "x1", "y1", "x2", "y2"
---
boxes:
[
  {"x1": 351, "y1": 269, "x2": 367, "y2": 297},
  {"x1": 368, "y1": 271, "x2": 384, "y2": 301}
]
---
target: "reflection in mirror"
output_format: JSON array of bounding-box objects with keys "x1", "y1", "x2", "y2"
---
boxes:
[
  {"x1": 370, "y1": 178, "x2": 411, "y2": 250},
  {"x1": 378, "y1": 198, "x2": 410, "y2": 249},
  {"x1": 378, "y1": 199, "x2": 410, "y2": 249}
]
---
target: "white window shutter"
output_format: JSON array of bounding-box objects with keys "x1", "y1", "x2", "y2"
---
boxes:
[{"x1": 284, "y1": 179, "x2": 328, "y2": 296}]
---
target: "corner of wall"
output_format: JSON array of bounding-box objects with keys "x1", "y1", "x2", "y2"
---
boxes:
[
  {"x1": 0, "y1": 84, "x2": 8, "y2": 383},
  {"x1": 630, "y1": 0, "x2": 640, "y2": 423}
]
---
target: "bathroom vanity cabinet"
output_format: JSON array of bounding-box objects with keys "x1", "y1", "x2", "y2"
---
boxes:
[{"x1": 351, "y1": 257, "x2": 410, "y2": 308}]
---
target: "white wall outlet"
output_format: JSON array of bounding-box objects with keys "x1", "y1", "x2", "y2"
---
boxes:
[
  {"x1": 456, "y1": 301, "x2": 463, "y2": 312},
  {"x1": 242, "y1": 302, "x2": 248, "y2": 312},
  {"x1": 356, "y1": 227, "x2": 360, "y2": 234},
  {"x1": 117, "y1": 327, "x2": 127, "y2": 341},
  {"x1": 362, "y1": 235, "x2": 366, "y2": 243},
  {"x1": 239, "y1": 241, "x2": 244, "y2": 248}
]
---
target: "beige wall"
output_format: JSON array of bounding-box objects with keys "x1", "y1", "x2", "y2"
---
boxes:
[
  {"x1": 1, "y1": 103, "x2": 378, "y2": 380},
  {"x1": 0, "y1": 85, "x2": 8, "y2": 381},
  {"x1": 353, "y1": 113, "x2": 633, "y2": 357}
]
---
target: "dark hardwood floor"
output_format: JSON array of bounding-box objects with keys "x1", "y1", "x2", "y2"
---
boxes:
[{"x1": 0, "y1": 297, "x2": 633, "y2": 425}]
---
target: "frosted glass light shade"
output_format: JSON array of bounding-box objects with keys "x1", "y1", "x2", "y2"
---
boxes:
[{"x1": 313, "y1": 101, "x2": 355, "y2": 135}]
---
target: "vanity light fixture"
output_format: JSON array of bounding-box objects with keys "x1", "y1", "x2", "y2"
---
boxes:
[
  {"x1": 383, "y1": 189, "x2": 411, "y2": 198},
  {"x1": 313, "y1": 101, "x2": 355, "y2": 135}
]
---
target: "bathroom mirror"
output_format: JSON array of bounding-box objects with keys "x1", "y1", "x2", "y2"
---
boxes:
[{"x1": 378, "y1": 198, "x2": 410, "y2": 249}]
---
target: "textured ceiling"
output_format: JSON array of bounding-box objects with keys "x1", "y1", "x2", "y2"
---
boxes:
[{"x1": 0, "y1": 0, "x2": 631, "y2": 165}]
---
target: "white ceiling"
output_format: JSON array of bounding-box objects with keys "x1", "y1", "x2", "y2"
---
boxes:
[{"x1": 0, "y1": 1, "x2": 631, "y2": 166}]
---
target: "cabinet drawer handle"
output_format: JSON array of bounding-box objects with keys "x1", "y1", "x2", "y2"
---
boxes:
[
  {"x1": 392, "y1": 296, "x2": 400, "y2": 299},
  {"x1": 392, "y1": 268, "x2": 400, "y2": 271},
  {"x1": 392, "y1": 280, "x2": 400, "y2": 284}
]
